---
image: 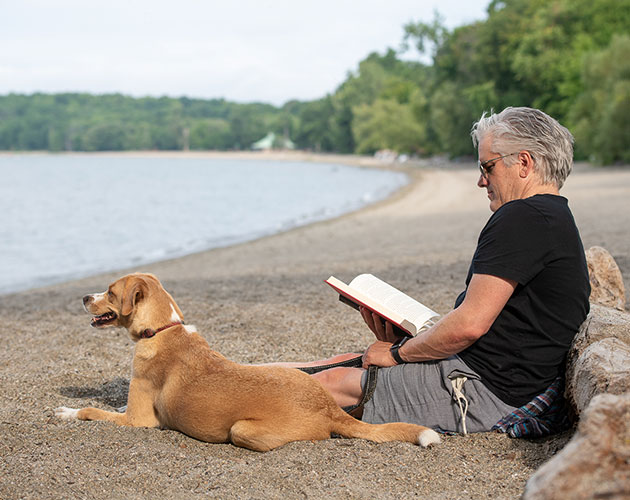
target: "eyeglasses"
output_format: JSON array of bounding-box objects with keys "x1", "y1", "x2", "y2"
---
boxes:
[{"x1": 478, "y1": 152, "x2": 519, "y2": 178}]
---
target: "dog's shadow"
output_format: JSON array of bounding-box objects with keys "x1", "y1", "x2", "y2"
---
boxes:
[{"x1": 60, "y1": 378, "x2": 129, "y2": 408}]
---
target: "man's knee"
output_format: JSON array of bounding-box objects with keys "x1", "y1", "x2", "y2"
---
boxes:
[{"x1": 313, "y1": 367, "x2": 364, "y2": 407}]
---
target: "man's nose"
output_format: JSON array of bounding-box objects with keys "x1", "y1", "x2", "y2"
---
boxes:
[{"x1": 477, "y1": 172, "x2": 488, "y2": 188}]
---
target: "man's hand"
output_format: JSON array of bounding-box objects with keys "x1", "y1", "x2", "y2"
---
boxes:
[
  {"x1": 360, "y1": 306, "x2": 403, "y2": 343},
  {"x1": 362, "y1": 340, "x2": 398, "y2": 368}
]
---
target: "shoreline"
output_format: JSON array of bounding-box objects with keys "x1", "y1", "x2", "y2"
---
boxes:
[
  {"x1": 0, "y1": 151, "x2": 418, "y2": 297},
  {"x1": 0, "y1": 149, "x2": 411, "y2": 168},
  {"x1": 1, "y1": 160, "x2": 629, "y2": 499}
]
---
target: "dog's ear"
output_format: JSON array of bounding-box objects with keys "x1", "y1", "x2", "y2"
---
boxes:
[
  {"x1": 171, "y1": 298, "x2": 184, "y2": 322},
  {"x1": 121, "y1": 277, "x2": 148, "y2": 317}
]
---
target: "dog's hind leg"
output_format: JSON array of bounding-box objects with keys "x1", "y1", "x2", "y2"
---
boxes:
[
  {"x1": 228, "y1": 419, "x2": 330, "y2": 452},
  {"x1": 228, "y1": 420, "x2": 280, "y2": 451},
  {"x1": 228, "y1": 419, "x2": 292, "y2": 451}
]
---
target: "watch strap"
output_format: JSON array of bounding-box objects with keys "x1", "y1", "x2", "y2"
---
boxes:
[{"x1": 390, "y1": 336, "x2": 411, "y2": 364}]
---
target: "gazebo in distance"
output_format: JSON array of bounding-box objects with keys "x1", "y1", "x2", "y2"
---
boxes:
[{"x1": 251, "y1": 132, "x2": 295, "y2": 151}]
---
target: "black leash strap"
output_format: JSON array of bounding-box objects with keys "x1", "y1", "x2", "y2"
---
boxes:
[{"x1": 297, "y1": 354, "x2": 363, "y2": 374}]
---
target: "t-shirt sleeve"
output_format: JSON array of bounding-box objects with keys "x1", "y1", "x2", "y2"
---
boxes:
[{"x1": 472, "y1": 201, "x2": 551, "y2": 285}]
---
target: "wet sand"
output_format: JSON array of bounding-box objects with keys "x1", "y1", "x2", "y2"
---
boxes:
[{"x1": 1, "y1": 154, "x2": 628, "y2": 499}]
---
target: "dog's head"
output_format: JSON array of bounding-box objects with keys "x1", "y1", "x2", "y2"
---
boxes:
[{"x1": 82, "y1": 273, "x2": 184, "y2": 341}]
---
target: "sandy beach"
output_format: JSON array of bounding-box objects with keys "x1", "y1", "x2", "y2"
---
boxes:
[{"x1": 1, "y1": 153, "x2": 628, "y2": 499}]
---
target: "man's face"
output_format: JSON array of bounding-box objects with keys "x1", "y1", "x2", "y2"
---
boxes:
[{"x1": 477, "y1": 136, "x2": 520, "y2": 212}]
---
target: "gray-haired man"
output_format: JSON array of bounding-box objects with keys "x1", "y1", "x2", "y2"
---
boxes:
[{"x1": 283, "y1": 107, "x2": 590, "y2": 434}]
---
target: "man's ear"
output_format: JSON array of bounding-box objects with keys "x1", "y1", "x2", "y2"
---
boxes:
[
  {"x1": 518, "y1": 151, "x2": 535, "y2": 179},
  {"x1": 121, "y1": 278, "x2": 147, "y2": 317}
]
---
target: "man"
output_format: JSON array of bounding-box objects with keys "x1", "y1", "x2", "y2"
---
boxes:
[{"x1": 284, "y1": 107, "x2": 591, "y2": 434}]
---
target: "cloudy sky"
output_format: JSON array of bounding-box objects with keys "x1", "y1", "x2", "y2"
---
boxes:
[{"x1": 1, "y1": 0, "x2": 490, "y2": 106}]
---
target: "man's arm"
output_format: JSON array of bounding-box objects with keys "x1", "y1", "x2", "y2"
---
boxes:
[{"x1": 361, "y1": 273, "x2": 517, "y2": 367}]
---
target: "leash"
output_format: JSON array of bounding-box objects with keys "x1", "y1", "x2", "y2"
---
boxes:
[
  {"x1": 140, "y1": 322, "x2": 183, "y2": 339},
  {"x1": 297, "y1": 354, "x2": 364, "y2": 374}
]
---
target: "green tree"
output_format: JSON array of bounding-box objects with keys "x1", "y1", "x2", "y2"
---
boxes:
[
  {"x1": 189, "y1": 119, "x2": 232, "y2": 150},
  {"x1": 295, "y1": 96, "x2": 335, "y2": 151},
  {"x1": 428, "y1": 81, "x2": 476, "y2": 157},
  {"x1": 352, "y1": 99, "x2": 425, "y2": 155},
  {"x1": 571, "y1": 35, "x2": 630, "y2": 164},
  {"x1": 228, "y1": 105, "x2": 270, "y2": 149},
  {"x1": 509, "y1": 0, "x2": 630, "y2": 118},
  {"x1": 82, "y1": 122, "x2": 127, "y2": 151}
]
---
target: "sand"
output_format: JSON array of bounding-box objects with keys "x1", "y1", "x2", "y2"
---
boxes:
[{"x1": 1, "y1": 154, "x2": 628, "y2": 499}]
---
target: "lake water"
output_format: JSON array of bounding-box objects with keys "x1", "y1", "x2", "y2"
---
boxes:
[{"x1": 0, "y1": 155, "x2": 407, "y2": 294}]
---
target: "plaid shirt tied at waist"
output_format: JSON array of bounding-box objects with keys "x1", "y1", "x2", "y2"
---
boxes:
[{"x1": 492, "y1": 376, "x2": 571, "y2": 438}]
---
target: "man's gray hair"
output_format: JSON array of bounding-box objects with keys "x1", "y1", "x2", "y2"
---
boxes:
[{"x1": 471, "y1": 107, "x2": 574, "y2": 189}]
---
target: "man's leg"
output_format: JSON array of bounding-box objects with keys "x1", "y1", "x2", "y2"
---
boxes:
[
  {"x1": 253, "y1": 353, "x2": 366, "y2": 408},
  {"x1": 312, "y1": 367, "x2": 365, "y2": 408}
]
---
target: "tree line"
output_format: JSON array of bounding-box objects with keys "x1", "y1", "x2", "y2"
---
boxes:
[{"x1": 1, "y1": 0, "x2": 628, "y2": 164}]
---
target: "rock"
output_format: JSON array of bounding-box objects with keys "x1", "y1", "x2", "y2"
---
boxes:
[
  {"x1": 523, "y1": 393, "x2": 630, "y2": 500},
  {"x1": 528, "y1": 248, "x2": 630, "y2": 498},
  {"x1": 569, "y1": 304, "x2": 630, "y2": 355},
  {"x1": 585, "y1": 246, "x2": 626, "y2": 311},
  {"x1": 566, "y1": 338, "x2": 630, "y2": 416},
  {"x1": 565, "y1": 305, "x2": 630, "y2": 418}
]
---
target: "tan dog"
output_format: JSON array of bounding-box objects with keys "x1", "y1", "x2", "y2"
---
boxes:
[{"x1": 55, "y1": 273, "x2": 440, "y2": 451}]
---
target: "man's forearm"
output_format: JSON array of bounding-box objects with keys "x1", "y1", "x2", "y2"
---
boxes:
[
  {"x1": 398, "y1": 307, "x2": 486, "y2": 362},
  {"x1": 361, "y1": 273, "x2": 515, "y2": 368}
]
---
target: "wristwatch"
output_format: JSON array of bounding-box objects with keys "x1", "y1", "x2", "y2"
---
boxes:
[{"x1": 390, "y1": 336, "x2": 411, "y2": 364}]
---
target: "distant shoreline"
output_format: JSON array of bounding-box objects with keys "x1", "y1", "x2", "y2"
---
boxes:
[
  {"x1": 0, "y1": 149, "x2": 473, "y2": 174},
  {"x1": 0, "y1": 149, "x2": 399, "y2": 168}
]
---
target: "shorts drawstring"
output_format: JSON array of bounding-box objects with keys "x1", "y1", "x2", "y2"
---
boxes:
[{"x1": 450, "y1": 375, "x2": 469, "y2": 435}]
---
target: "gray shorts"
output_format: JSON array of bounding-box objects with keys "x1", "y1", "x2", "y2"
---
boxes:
[{"x1": 361, "y1": 356, "x2": 517, "y2": 434}]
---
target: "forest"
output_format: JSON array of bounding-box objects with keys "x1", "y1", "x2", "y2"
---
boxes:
[{"x1": 1, "y1": 0, "x2": 628, "y2": 164}]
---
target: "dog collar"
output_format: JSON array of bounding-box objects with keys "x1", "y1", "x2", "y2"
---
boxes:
[{"x1": 140, "y1": 322, "x2": 183, "y2": 339}]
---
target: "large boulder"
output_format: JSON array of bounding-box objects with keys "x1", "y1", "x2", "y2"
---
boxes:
[
  {"x1": 569, "y1": 304, "x2": 630, "y2": 355},
  {"x1": 523, "y1": 393, "x2": 630, "y2": 500},
  {"x1": 586, "y1": 246, "x2": 626, "y2": 310},
  {"x1": 565, "y1": 304, "x2": 630, "y2": 418},
  {"x1": 567, "y1": 338, "x2": 630, "y2": 415},
  {"x1": 523, "y1": 248, "x2": 630, "y2": 499}
]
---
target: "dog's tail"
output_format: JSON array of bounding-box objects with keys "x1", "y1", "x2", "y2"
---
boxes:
[{"x1": 330, "y1": 410, "x2": 440, "y2": 447}]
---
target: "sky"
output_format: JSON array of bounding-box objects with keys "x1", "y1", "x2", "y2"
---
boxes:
[{"x1": 1, "y1": 0, "x2": 490, "y2": 106}]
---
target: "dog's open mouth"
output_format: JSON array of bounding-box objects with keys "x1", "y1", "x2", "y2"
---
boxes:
[{"x1": 91, "y1": 311, "x2": 117, "y2": 327}]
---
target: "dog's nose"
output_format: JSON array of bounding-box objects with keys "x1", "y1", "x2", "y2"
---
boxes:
[{"x1": 82, "y1": 295, "x2": 92, "y2": 305}]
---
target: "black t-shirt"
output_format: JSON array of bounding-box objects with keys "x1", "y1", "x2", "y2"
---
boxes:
[{"x1": 456, "y1": 194, "x2": 590, "y2": 407}]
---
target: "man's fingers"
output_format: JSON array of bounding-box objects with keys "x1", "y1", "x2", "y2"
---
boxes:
[
  {"x1": 360, "y1": 307, "x2": 375, "y2": 330},
  {"x1": 372, "y1": 312, "x2": 386, "y2": 338},
  {"x1": 360, "y1": 307, "x2": 395, "y2": 342},
  {"x1": 384, "y1": 320, "x2": 395, "y2": 342},
  {"x1": 362, "y1": 341, "x2": 397, "y2": 368}
]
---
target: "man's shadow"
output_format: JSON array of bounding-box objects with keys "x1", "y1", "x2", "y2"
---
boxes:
[{"x1": 59, "y1": 378, "x2": 129, "y2": 408}]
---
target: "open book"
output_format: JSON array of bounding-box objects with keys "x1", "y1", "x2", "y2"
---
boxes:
[{"x1": 325, "y1": 274, "x2": 440, "y2": 337}]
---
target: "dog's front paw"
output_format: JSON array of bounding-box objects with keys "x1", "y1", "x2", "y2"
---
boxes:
[{"x1": 55, "y1": 406, "x2": 80, "y2": 420}]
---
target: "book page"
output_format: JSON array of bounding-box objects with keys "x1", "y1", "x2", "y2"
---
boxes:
[
  {"x1": 349, "y1": 274, "x2": 439, "y2": 329},
  {"x1": 326, "y1": 276, "x2": 409, "y2": 331}
]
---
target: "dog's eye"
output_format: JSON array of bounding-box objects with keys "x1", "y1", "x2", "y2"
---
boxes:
[{"x1": 107, "y1": 291, "x2": 115, "y2": 300}]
